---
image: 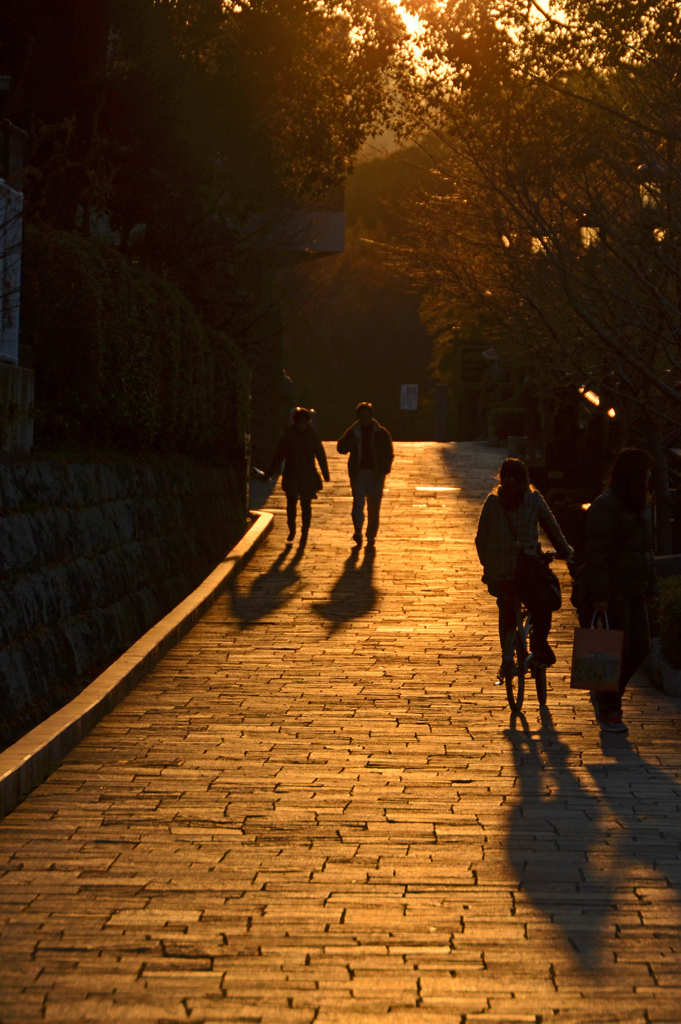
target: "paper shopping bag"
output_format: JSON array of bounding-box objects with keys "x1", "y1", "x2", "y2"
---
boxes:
[{"x1": 570, "y1": 623, "x2": 624, "y2": 691}]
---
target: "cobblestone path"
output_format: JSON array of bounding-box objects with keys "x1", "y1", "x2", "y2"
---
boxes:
[{"x1": 1, "y1": 442, "x2": 680, "y2": 1024}]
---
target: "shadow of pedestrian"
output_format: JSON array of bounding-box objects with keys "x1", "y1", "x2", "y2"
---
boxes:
[
  {"x1": 228, "y1": 543, "x2": 305, "y2": 627},
  {"x1": 586, "y1": 732, "x2": 681, "y2": 922},
  {"x1": 505, "y1": 708, "x2": 615, "y2": 966},
  {"x1": 312, "y1": 546, "x2": 378, "y2": 633}
]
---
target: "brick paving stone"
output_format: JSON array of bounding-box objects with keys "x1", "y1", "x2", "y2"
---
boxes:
[{"x1": 1, "y1": 441, "x2": 681, "y2": 1023}]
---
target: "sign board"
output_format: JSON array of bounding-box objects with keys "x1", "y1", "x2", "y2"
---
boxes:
[{"x1": 401, "y1": 384, "x2": 418, "y2": 411}]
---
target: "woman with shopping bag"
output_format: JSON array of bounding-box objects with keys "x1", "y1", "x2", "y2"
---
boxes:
[{"x1": 576, "y1": 448, "x2": 657, "y2": 733}]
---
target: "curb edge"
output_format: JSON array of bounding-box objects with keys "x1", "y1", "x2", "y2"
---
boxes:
[{"x1": 0, "y1": 509, "x2": 274, "y2": 821}]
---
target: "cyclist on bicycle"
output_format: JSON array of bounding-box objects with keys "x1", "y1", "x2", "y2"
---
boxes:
[{"x1": 476, "y1": 458, "x2": 574, "y2": 674}]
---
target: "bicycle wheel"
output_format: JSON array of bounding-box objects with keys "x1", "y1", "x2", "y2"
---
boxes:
[
  {"x1": 502, "y1": 629, "x2": 526, "y2": 712},
  {"x1": 534, "y1": 662, "x2": 547, "y2": 705}
]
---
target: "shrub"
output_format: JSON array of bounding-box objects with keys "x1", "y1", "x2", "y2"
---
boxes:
[
  {"x1": 659, "y1": 576, "x2": 681, "y2": 669},
  {"x1": 21, "y1": 225, "x2": 249, "y2": 461}
]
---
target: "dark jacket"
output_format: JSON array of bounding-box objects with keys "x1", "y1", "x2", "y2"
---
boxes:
[
  {"x1": 266, "y1": 425, "x2": 329, "y2": 498},
  {"x1": 476, "y1": 489, "x2": 573, "y2": 586},
  {"x1": 581, "y1": 487, "x2": 656, "y2": 603},
  {"x1": 336, "y1": 420, "x2": 394, "y2": 482}
]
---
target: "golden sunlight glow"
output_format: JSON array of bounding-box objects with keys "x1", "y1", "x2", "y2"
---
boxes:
[
  {"x1": 394, "y1": 2, "x2": 421, "y2": 34},
  {"x1": 578, "y1": 387, "x2": 600, "y2": 406},
  {"x1": 640, "y1": 183, "x2": 662, "y2": 209},
  {"x1": 581, "y1": 503, "x2": 591, "y2": 510},
  {"x1": 415, "y1": 486, "x2": 461, "y2": 492},
  {"x1": 607, "y1": 408, "x2": 616, "y2": 418},
  {"x1": 580, "y1": 226, "x2": 599, "y2": 248}
]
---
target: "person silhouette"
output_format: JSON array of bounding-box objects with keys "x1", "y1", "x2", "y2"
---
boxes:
[
  {"x1": 576, "y1": 448, "x2": 656, "y2": 734},
  {"x1": 266, "y1": 407, "x2": 329, "y2": 544},
  {"x1": 337, "y1": 401, "x2": 393, "y2": 548}
]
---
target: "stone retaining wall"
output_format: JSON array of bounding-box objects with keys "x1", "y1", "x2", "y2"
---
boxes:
[{"x1": 0, "y1": 457, "x2": 246, "y2": 748}]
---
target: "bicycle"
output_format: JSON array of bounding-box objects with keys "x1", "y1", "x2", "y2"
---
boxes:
[
  {"x1": 496, "y1": 602, "x2": 548, "y2": 712},
  {"x1": 494, "y1": 552, "x2": 557, "y2": 712}
]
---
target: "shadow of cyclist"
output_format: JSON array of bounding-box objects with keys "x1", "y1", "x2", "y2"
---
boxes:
[
  {"x1": 228, "y1": 543, "x2": 305, "y2": 627},
  {"x1": 312, "y1": 546, "x2": 378, "y2": 633},
  {"x1": 505, "y1": 707, "x2": 614, "y2": 966}
]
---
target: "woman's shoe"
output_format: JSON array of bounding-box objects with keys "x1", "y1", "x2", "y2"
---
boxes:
[{"x1": 600, "y1": 712, "x2": 628, "y2": 734}]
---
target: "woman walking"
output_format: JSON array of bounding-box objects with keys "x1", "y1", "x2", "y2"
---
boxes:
[
  {"x1": 578, "y1": 448, "x2": 657, "y2": 734},
  {"x1": 476, "y1": 458, "x2": 574, "y2": 676},
  {"x1": 266, "y1": 407, "x2": 330, "y2": 544}
]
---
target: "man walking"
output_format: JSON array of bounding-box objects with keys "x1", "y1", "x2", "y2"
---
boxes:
[{"x1": 337, "y1": 402, "x2": 394, "y2": 547}]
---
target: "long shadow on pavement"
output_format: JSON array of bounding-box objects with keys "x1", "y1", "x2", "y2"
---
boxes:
[
  {"x1": 228, "y1": 541, "x2": 305, "y2": 627},
  {"x1": 506, "y1": 708, "x2": 681, "y2": 967},
  {"x1": 312, "y1": 546, "x2": 378, "y2": 633},
  {"x1": 587, "y1": 731, "x2": 681, "y2": 919},
  {"x1": 505, "y1": 708, "x2": 614, "y2": 966}
]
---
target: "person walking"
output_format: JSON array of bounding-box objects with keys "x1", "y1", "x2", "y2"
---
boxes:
[
  {"x1": 576, "y1": 448, "x2": 656, "y2": 734},
  {"x1": 476, "y1": 457, "x2": 574, "y2": 674},
  {"x1": 266, "y1": 407, "x2": 330, "y2": 544},
  {"x1": 337, "y1": 402, "x2": 394, "y2": 548}
]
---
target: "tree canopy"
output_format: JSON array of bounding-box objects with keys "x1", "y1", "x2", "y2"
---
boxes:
[
  {"x1": 380, "y1": 0, "x2": 681, "y2": 545},
  {"x1": 4, "y1": 1, "x2": 407, "y2": 217},
  {"x1": 2, "y1": 0, "x2": 409, "y2": 314}
]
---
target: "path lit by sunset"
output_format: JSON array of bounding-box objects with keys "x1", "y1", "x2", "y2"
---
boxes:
[{"x1": 0, "y1": 442, "x2": 679, "y2": 1023}]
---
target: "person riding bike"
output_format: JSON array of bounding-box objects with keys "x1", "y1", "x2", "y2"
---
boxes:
[{"x1": 475, "y1": 458, "x2": 574, "y2": 675}]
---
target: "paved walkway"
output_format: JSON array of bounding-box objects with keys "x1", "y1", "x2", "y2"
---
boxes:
[{"x1": 1, "y1": 442, "x2": 680, "y2": 1024}]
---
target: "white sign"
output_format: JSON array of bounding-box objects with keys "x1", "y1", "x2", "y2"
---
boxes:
[{"x1": 401, "y1": 384, "x2": 418, "y2": 411}]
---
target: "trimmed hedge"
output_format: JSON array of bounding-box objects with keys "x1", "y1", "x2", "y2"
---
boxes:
[
  {"x1": 22, "y1": 226, "x2": 249, "y2": 460},
  {"x1": 659, "y1": 576, "x2": 681, "y2": 670}
]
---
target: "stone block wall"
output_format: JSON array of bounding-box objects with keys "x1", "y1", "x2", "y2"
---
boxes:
[{"x1": 0, "y1": 457, "x2": 246, "y2": 748}]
